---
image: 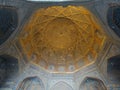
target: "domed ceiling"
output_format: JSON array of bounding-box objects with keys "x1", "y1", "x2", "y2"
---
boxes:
[{"x1": 19, "y1": 6, "x2": 106, "y2": 72}]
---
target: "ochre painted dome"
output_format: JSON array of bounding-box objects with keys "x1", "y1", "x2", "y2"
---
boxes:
[{"x1": 19, "y1": 6, "x2": 106, "y2": 72}]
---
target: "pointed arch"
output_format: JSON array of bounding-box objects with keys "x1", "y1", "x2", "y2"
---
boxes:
[
  {"x1": 17, "y1": 76, "x2": 45, "y2": 90},
  {"x1": 107, "y1": 6, "x2": 120, "y2": 37},
  {"x1": 0, "y1": 54, "x2": 19, "y2": 85},
  {"x1": 50, "y1": 81, "x2": 73, "y2": 90},
  {"x1": 107, "y1": 55, "x2": 120, "y2": 82},
  {"x1": 80, "y1": 77, "x2": 107, "y2": 90},
  {"x1": 0, "y1": 6, "x2": 18, "y2": 45}
]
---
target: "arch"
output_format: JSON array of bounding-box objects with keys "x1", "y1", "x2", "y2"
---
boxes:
[
  {"x1": 0, "y1": 6, "x2": 18, "y2": 45},
  {"x1": 107, "y1": 55, "x2": 120, "y2": 82},
  {"x1": 50, "y1": 81, "x2": 73, "y2": 90},
  {"x1": 0, "y1": 55, "x2": 19, "y2": 85},
  {"x1": 17, "y1": 76, "x2": 45, "y2": 90},
  {"x1": 80, "y1": 77, "x2": 107, "y2": 90},
  {"x1": 107, "y1": 6, "x2": 120, "y2": 37}
]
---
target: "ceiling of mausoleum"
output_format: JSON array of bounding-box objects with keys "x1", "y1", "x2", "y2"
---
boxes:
[{"x1": 19, "y1": 6, "x2": 106, "y2": 73}]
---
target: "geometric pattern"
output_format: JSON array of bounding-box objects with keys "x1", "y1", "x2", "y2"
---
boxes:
[{"x1": 19, "y1": 6, "x2": 106, "y2": 72}]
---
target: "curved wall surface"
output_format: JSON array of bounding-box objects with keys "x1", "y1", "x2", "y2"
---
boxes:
[
  {"x1": 0, "y1": 6, "x2": 18, "y2": 45},
  {"x1": 50, "y1": 82, "x2": 73, "y2": 90},
  {"x1": 0, "y1": 0, "x2": 119, "y2": 90}
]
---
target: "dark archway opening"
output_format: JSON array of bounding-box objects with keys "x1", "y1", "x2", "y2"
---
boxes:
[
  {"x1": 80, "y1": 77, "x2": 107, "y2": 90},
  {"x1": 0, "y1": 55, "x2": 19, "y2": 86},
  {"x1": 0, "y1": 6, "x2": 18, "y2": 45},
  {"x1": 107, "y1": 55, "x2": 120, "y2": 83},
  {"x1": 107, "y1": 6, "x2": 120, "y2": 37}
]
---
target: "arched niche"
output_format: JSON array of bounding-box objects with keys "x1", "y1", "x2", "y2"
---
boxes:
[
  {"x1": 107, "y1": 6, "x2": 120, "y2": 37},
  {"x1": 50, "y1": 81, "x2": 73, "y2": 90},
  {"x1": 80, "y1": 77, "x2": 107, "y2": 90},
  {"x1": 17, "y1": 77, "x2": 45, "y2": 90},
  {"x1": 0, "y1": 6, "x2": 18, "y2": 45},
  {"x1": 0, "y1": 55, "x2": 19, "y2": 84},
  {"x1": 107, "y1": 55, "x2": 120, "y2": 82}
]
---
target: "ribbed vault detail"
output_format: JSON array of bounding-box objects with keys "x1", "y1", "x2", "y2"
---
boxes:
[{"x1": 19, "y1": 6, "x2": 106, "y2": 72}]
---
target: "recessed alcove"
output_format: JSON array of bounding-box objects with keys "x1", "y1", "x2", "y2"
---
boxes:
[
  {"x1": 0, "y1": 6, "x2": 18, "y2": 45},
  {"x1": 107, "y1": 6, "x2": 120, "y2": 37},
  {"x1": 50, "y1": 81, "x2": 73, "y2": 90},
  {"x1": 0, "y1": 55, "x2": 19, "y2": 81},
  {"x1": 17, "y1": 77, "x2": 44, "y2": 90},
  {"x1": 107, "y1": 55, "x2": 120, "y2": 83},
  {"x1": 80, "y1": 77, "x2": 107, "y2": 90}
]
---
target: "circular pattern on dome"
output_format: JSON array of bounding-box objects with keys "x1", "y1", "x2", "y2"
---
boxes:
[
  {"x1": 44, "y1": 18, "x2": 76, "y2": 50},
  {"x1": 20, "y1": 6, "x2": 106, "y2": 72}
]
